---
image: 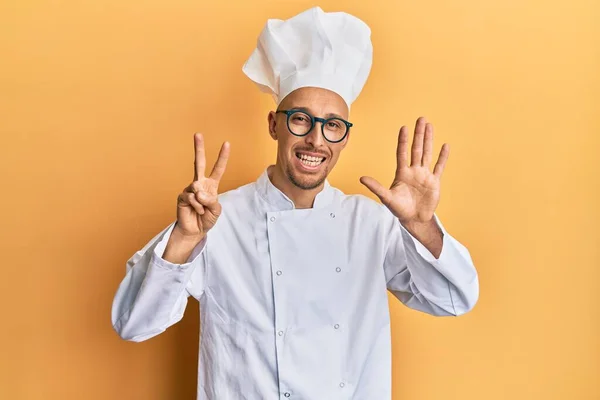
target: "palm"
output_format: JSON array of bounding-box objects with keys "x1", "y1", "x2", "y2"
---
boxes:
[
  {"x1": 387, "y1": 166, "x2": 440, "y2": 222},
  {"x1": 360, "y1": 117, "x2": 448, "y2": 224}
]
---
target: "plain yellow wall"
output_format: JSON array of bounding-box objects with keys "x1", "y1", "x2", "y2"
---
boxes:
[{"x1": 1, "y1": 0, "x2": 598, "y2": 399}]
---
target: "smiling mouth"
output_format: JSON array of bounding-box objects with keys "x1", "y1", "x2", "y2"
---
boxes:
[{"x1": 296, "y1": 152, "x2": 326, "y2": 168}]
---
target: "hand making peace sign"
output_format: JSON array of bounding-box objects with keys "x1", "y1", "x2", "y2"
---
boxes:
[
  {"x1": 360, "y1": 117, "x2": 449, "y2": 225},
  {"x1": 174, "y1": 133, "x2": 230, "y2": 239}
]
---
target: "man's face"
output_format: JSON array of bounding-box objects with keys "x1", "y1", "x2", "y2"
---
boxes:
[{"x1": 268, "y1": 87, "x2": 350, "y2": 190}]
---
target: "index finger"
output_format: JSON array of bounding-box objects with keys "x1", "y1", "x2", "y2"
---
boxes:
[
  {"x1": 194, "y1": 133, "x2": 206, "y2": 180},
  {"x1": 209, "y1": 141, "x2": 231, "y2": 182},
  {"x1": 395, "y1": 126, "x2": 409, "y2": 177}
]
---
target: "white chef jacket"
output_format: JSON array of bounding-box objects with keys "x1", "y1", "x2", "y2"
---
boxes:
[{"x1": 112, "y1": 168, "x2": 479, "y2": 400}]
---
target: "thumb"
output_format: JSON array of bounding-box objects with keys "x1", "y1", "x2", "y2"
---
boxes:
[{"x1": 360, "y1": 176, "x2": 391, "y2": 205}]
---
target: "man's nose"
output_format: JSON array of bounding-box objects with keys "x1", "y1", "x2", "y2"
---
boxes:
[{"x1": 305, "y1": 121, "x2": 325, "y2": 147}]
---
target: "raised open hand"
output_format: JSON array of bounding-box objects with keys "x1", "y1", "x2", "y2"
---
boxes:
[
  {"x1": 360, "y1": 117, "x2": 449, "y2": 224},
  {"x1": 175, "y1": 133, "x2": 230, "y2": 239}
]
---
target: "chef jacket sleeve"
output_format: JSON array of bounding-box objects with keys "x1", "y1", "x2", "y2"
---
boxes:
[
  {"x1": 384, "y1": 213, "x2": 479, "y2": 316},
  {"x1": 111, "y1": 222, "x2": 207, "y2": 341}
]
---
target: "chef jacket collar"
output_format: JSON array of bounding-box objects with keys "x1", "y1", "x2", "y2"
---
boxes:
[{"x1": 256, "y1": 166, "x2": 335, "y2": 211}]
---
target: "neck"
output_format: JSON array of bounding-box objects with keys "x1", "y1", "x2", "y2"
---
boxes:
[{"x1": 268, "y1": 164, "x2": 324, "y2": 209}]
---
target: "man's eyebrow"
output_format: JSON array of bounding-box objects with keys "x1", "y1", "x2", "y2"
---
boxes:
[{"x1": 287, "y1": 106, "x2": 345, "y2": 120}]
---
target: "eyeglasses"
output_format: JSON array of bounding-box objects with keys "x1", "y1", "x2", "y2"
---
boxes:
[{"x1": 276, "y1": 109, "x2": 353, "y2": 143}]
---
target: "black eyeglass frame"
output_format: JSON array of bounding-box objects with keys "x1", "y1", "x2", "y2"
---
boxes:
[{"x1": 276, "y1": 109, "x2": 353, "y2": 143}]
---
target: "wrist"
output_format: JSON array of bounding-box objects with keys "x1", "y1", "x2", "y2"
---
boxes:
[
  {"x1": 400, "y1": 217, "x2": 443, "y2": 259},
  {"x1": 163, "y1": 226, "x2": 205, "y2": 264},
  {"x1": 400, "y1": 216, "x2": 433, "y2": 230},
  {"x1": 400, "y1": 217, "x2": 440, "y2": 240},
  {"x1": 172, "y1": 224, "x2": 205, "y2": 245}
]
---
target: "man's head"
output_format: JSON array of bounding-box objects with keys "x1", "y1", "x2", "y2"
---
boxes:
[
  {"x1": 268, "y1": 86, "x2": 350, "y2": 190},
  {"x1": 243, "y1": 6, "x2": 372, "y2": 195}
]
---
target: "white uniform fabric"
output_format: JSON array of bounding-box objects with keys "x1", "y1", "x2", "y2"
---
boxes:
[
  {"x1": 112, "y1": 168, "x2": 479, "y2": 400},
  {"x1": 242, "y1": 6, "x2": 373, "y2": 108}
]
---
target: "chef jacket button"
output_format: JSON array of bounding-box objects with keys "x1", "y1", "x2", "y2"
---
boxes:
[
  {"x1": 330, "y1": 212, "x2": 335, "y2": 218},
  {"x1": 270, "y1": 216, "x2": 276, "y2": 222},
  {"x1": 278, "y1": 330, "x2": 284, "y2": 336},
  {"x1": 339, "y1": 382, "x2": 345, "y2": 388},
  {"x1": 276, "y1": 270, "x2": 282, "y2": 276},
  {"x1": 284, "y1": 392, "x2": 291, "y2": 397},
  {"x1": 334, "y1": 324, "x2": 340, "y2": 329},
  {"x1": 335, "y1": 267, "x2": 341, "y2": 273}
]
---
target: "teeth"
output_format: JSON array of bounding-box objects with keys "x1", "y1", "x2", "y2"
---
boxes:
[
  {"x1": 300, "y1": 158, "x2": 321, "y2": 167},
  {"x1": 299, "y1": 154, "x2": 324, "y2": 162},
  {"x1": 297, "y1": 153, "x2": 324, "y2": 167}
]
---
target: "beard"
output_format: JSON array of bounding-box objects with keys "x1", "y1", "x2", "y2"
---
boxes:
[{"x1": 286, "y1": 163, "x2": 328, "y2": 190}]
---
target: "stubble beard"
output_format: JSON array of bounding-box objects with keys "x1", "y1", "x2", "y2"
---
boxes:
[{"x1": 286, "y1": 163, "x2": 328, "y2": 190}]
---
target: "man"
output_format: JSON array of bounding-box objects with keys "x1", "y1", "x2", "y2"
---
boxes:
[{"x1": 112, "y1": 6, "x2": 479, "y2": 400}]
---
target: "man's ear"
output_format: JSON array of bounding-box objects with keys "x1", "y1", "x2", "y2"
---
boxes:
[{"x1": 268, "y1": 111, "x2": 278, "y2": 140}]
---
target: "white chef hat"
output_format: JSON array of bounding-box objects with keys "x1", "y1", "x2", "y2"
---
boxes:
[{"x1": 242, "y1": 6, "x2": 373, "y2": 109}]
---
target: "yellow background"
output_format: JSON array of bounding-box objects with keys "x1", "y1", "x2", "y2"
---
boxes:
[{"x1": 1, "y1": 0, "x2": 598, "y2": 399}]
